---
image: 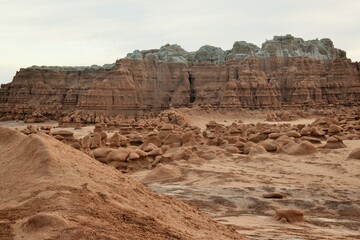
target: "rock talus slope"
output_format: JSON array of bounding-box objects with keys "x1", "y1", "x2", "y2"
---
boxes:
[
  {"x1": 0, "y1": 127, "x2": 242, "y2": 240},
  {"x1": 1, "y1": 35, "x2": 359, "y2": 121}
]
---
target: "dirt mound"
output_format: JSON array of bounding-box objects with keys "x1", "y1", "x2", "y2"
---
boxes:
[{"x1": 0, "y1": 127, "x2": 242, "y2": 240}]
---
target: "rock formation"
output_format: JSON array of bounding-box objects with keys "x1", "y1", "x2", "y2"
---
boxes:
[{"x1": 1, "y1": 35, "x2": 359, "y2": 121}]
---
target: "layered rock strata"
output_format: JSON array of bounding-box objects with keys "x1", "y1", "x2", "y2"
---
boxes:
[{"x1": 1, "y1": 35, "x2": 359, "y2": 121}]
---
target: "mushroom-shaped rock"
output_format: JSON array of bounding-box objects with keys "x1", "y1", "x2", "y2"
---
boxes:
[
  {"x1": 328, "y1": 124, "x2": 342, "y2": 135},
  {"x1": 82, "y1": 135, "x2": 91, "y2": 149},
  {"x1": 52, "y1": 130, "x2": 75, "y2": 141},
  {"x1": 129, "y1": 133, "x2": 143, "y2": 146},
  {"x1": 90, "y1": 133, "x2": 102, "y2": 149},
  {"x1": 108, "y1": 132, "x2": 120, "y2": 147},
  {"x1": 322, "y1": 136, "x2": 346, "y2": 149}
]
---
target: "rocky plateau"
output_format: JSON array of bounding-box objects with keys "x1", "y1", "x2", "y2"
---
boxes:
[{"x1": 1, "y1": 35, "x2": 359, "y2": 123}]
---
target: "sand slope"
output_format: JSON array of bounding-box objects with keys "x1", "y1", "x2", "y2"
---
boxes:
[{"x1": 0, "y1": 127, "x2": 243, "y2": 240}]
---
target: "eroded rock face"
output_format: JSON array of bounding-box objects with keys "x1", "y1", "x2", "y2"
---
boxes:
[{"x1": 1, "y1": 35, "x2": 359, "y2": 121}]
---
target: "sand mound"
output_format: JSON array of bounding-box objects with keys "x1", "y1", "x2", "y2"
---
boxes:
[{"x1": 0, "y1": 127, "x2": 242, "y2": 240}]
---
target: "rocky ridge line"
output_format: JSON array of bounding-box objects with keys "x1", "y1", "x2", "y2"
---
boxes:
[
  {"x1": 0, "y1": 35, "x2": 359, "y2": 123},
  {"x1": 125, "y1": 34, "x2": 346, "y2": 64}
]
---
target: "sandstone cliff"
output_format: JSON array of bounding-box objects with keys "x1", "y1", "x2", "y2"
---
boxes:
[{"x1": 1, "y1": 35, "x2": 359, "y2": 121}]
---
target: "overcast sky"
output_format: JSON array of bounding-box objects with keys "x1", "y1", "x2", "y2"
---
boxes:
[{"x1": 1, "y1": 0, "x2": 359, "y2": 83}]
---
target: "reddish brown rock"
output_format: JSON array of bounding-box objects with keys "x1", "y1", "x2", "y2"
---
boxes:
[
  {"x1": 278, "y1": 141, "x2": 318, "y2": 155},
  {"x1": 274, "y1": 209, "x2": 304, "y2": 223},
  {"x1": 1, "y1": 35, "x2": 359, "y2": 121},
  {"x1": 263, "y1": 192, "x2": 284, "y2": 199},
  {"x1": 322, "y1": 136, "x2": 346, "y2": 149},
  {"x1": 349, "y1": 147, "x2": 360, "y2": 159}
]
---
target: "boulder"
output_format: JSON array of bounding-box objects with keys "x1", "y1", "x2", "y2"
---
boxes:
[
  {"x1": 248, "y1": 133, "x2": 268, "y2": 143},
  {"x1": 278, "y1": 141, "x2": 317, "y2": 155},
  {"x1": 260, "y1": 139, "x2": 278, "y2": 152},
  {"x1": 349, "y1": 147, "x2": 360, "y2": 159},
  {"x1": 162, "y1": 147, "x2": 192, "y2": 161},
  {"x1": 328, "y1": 124, "x2": 342, "y2": 134},
  {"x1": 225, "y1": 145, "x2": 240, "y2": 154},
  {"x1": 284, "y1": 130, "x2": 301, "y2": 138},
  {"x1": 263, "y1": 192, "x2": 284, "y2": 199},
  {"x1": 106, "y1": 148, "x2": 131, "y2": 162}
]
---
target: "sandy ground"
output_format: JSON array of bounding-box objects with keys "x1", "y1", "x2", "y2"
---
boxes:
[
  {"x1": 131, "y1": 139, "x2": 360, "y2": 239},
  {"x1": 130, "y1": 110, "x2": 360, "y2": 240},
  {"x1": 174, "y1": 107, "x2": 315, "y2": 129},
  {"x1": 0, "y1": 121, "x2": 94, "y2": 139},
  {"x1": 2, "y1": 110, "x2": 360, "y2": 239}
]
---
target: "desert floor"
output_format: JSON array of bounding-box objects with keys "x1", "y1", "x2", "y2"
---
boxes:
[
  {"x1": 130, "y1": 109, "x2": 360, "y2": 240},
  {"x1": 1, "y1": 110, "x2": 359, "y2": 239}
]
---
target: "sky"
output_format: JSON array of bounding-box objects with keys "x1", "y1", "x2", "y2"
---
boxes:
[{"x1": 1, "y1": 0, "x2": 360, "y2": 84}]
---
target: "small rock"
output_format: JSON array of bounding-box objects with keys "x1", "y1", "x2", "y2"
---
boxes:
[{"x1": 263, "y1": 192, "x2": 284, "y2": 199}]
